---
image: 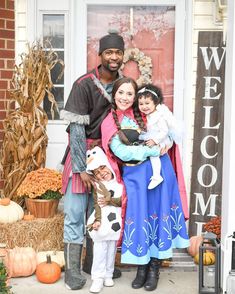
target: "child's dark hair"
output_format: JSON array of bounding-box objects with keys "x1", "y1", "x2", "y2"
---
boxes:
[
  {"x1": 137, "y1": 84, "x2": 164, "y2": 106},
  {"x1": 111, "y1": 77, "x2": 146, "y2": 145}
]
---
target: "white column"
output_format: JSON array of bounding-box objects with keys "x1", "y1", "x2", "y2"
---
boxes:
[{"x1": 221, "y1": 0, "x2": 235, "y2": 292}]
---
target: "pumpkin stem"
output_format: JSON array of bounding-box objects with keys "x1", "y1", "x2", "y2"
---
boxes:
[{"x1": 46, "y1": 254, "x2": 52, "y2": 263}]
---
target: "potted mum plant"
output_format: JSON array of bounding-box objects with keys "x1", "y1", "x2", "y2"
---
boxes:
[{"x1": 16, "y1": 168, "x2": 63, "y2": 218}]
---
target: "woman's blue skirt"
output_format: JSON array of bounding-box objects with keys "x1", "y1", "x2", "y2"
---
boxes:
[{"x1": 121, "y1": 154, "x2": 189, "y2": 265}]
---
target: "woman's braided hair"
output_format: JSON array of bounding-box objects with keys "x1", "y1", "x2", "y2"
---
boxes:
[{"x1": 111, "y1": 77, "x2": 146, "y2": 145}]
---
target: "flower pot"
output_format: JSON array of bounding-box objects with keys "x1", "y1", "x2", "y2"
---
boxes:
[{"x1": 25, "y1": 198, "x2": 59, "y2": 218}]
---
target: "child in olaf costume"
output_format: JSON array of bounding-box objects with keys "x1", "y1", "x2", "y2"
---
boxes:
[{"x1": 86, "y1": 146, "x2": 123, "y2": 293}]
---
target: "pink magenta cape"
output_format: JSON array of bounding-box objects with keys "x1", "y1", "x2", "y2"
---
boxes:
[{"x1": 101, "y1": 109, "x2": 189, "y2": 221}]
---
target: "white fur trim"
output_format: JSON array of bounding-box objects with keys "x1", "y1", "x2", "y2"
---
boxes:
[
  {"x1": 92, "y1": 76, "x2": 112, "y2": 103},
  {"x1": 60, "y1": 109, "x2": 90, "y2": 124}
]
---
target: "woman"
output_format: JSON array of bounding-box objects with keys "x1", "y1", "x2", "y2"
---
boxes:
[{"x1": 101, "y1": 77, "x2": 189, "y2": 291}]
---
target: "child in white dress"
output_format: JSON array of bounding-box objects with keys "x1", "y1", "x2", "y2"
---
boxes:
[
  {"x1": 138, "y1": 84, "x2": 183, "y2": 189},
  {"x1": 86, "y1": 146, "x2": 123, "y2": 293}
]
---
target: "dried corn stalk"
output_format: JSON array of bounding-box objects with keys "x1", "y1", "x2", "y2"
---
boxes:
[{"x1": 0, "y1": 41, "x2": 64, "y2": 200}]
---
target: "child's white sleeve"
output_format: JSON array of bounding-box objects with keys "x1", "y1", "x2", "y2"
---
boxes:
[{"x1": 139, "y1": 118, "x2": 169, "y2": 144}]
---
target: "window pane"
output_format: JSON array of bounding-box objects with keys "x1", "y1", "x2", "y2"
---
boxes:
[
  {"x1": 43, "y1": 14, "x2": 64, "y2": 48},
  {"x1": 42, "y1": 14, "x2": 65, "y2": 120},
  {"x1": 43, "y1": 87, "x2": 64, "y2": 120},
  {"x1": 51, "y1": 51, "x2": 64, "y2": 84}
]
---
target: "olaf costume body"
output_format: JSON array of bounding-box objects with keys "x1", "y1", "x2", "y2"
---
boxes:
[
  {"x1": 86, "y1": 146, "x2": 122, "y2": 283},
  {"x1": 139, "y1": 103, "x2": 183, "y2": 189}
]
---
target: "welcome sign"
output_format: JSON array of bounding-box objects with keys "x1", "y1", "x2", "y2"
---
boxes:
[{"x1": 189, "y1": 31, "x2": 226, "y2": 236}]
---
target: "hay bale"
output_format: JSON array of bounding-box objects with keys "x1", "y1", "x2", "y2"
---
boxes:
[{"x1": 0, "y1": 213, "x2": 64, "y2": 251}]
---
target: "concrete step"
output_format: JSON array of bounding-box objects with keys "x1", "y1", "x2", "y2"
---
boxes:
[
  {"x1": 165, "y1": 249, "x2": 197, "y2": 271},
  {"x1": 116, "y1": 248, "x2": 197, "y2": 272}
]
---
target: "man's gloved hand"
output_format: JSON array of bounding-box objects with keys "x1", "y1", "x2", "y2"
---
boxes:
[{"x1": 80, "y1": 172, "x2": 95, "y2": 192}]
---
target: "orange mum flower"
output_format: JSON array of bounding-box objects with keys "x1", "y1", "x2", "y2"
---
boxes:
[{"x1": 17, "y1": 168, "x2": 63, "y2": 199}]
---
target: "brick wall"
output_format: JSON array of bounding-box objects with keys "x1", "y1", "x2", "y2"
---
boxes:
[{"x1": 0, "y1": 0, "x2": 15, "y2": 191}]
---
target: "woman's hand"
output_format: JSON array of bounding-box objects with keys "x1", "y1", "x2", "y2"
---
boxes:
[
  {"x1": 80, "y1": 172, "x2": 95, "y2": 192},
  {"x1": 160, "y1": 138, "x2": 173, "y2": 155},
  {"x1": 160, "y1": 145, "x2": 170, "y2": 155},
  {"x1": 93, "y1": 221, "x2": 101, "y2": 231},
  {"x1": 145, "y1": 139, "x2": 156, "y2": 147}
]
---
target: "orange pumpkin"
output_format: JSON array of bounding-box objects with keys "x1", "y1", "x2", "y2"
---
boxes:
[
  {"x1": 6, "y1": 247, "x2": 37, "y2": 278},
  {"x1": 36, "y1": 255, "x2": 61, "y2": 284},
  {"x1": 0, "y1": 198, "x2": 11, "y2": 206},
  {"x1": 23, "y1": 213, "x2": 35, "y2": 221},
  {"x1": 187, "y1": 235, "x2": 203, "y2": 257}
]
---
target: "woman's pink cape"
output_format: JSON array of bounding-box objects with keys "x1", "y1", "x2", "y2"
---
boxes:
[{"x1": 168, "y1": 144, "x2": 189, "y2": 220}]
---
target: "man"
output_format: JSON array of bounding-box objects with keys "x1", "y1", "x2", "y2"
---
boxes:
[{"x1": 60, "y1": 31, "x2": 124, "y2": 290}]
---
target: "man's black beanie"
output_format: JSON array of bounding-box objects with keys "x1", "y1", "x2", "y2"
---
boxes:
[{"x1": 99, "y1": 32, "x2": 124, "y2": 55}]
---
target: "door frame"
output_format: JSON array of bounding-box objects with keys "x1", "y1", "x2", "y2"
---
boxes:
[{"x1": 74, "y1": 0, "x2": 191, "y2": 159}]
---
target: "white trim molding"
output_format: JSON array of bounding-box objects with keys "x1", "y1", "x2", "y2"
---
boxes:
[{"x1": 221, "y1": 0, "x2": 235, "y2": 292}]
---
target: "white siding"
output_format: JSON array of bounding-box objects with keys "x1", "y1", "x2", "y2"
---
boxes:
[
  {"x1": 221, "y1": 2, "x2": 235, "y2": 291},
  {"x1": 15, "y1": 0, "x2": 27, "y2": 62}
]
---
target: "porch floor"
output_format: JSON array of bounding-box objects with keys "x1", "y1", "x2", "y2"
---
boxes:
[{"x1": 10, "y1": 265, "x2": 198, "y2": 294}]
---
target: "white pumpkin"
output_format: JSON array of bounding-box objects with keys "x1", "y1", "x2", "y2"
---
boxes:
[
  {"x1": 0, "y1": 200, "x2": 24, "y2": 223},
  {"x1": 6, "y1": 246, "x2": 37, "y2": 278},
  {"x1": 36, "y1": 251, "x2": 65, "y2": 268}
]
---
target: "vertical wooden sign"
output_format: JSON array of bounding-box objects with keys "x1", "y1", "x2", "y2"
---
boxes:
[{"x1": 189, "y1": 31, "x2": 226, "y2": 236}]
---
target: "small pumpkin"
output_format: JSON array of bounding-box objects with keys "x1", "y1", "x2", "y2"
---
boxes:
[
  {"x1": 23, "y1": 213, "x2": 35, "y2": 221},
  {"x1": 194, "y1": 251, "x2": 215, "y2": 265},
  {"x1": 187, "y1": 235, "x2": 203, "y2": 257},
  {"x1": 6, "y1": 247, "x2": 37, "y2": 278},
  {"x1": 0, "y1": 200, "x2": 24, "y2": 223},
  {"x1": 36, "y1": 255, "x2": 61, "y2": 284},
  {"x1": 36, "y1": 251, "x2": 64, "y2": 268}
]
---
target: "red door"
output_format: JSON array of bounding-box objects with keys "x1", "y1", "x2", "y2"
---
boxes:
[{"x1": 87, "y1": 5, "x2": 175, "y2": 111}]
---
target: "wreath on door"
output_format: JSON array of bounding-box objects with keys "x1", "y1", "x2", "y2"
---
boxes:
[{"x1": 121, "y1": 48, "x2": 153, "y2": 86}]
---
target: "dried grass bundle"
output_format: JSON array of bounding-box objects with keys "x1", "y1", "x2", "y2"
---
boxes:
[
  {"x1": 10, "y1": 41, "x2": 64, "y2": 115},
  {"x1": 0, "y1": 41, "x2": 64, "y2": 200},
  {"x1": 0, "y1": 213, "x2": 64, "y2": 251}
]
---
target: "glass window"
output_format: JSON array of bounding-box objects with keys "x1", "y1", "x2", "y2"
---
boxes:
[
  {"x1": 43, "y1": 14, "x2": 64, "y2": 48},
  {"x1": 42, "y1": 14, "x2": 64, "y2": 120},
  {"x1": 44, "y1": 87, "x2": 64, "y2": 120},
  {"x1": 51, "y1": 51, "x2": 64, "y2": 85}
]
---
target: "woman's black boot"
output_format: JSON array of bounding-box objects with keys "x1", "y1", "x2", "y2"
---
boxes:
[
  {"x1": 144, "y1": 258, "x2": 161, "y2": 291},
  {"x1": 132, "y1": 264, "x2": 149, "y2": 289}
]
